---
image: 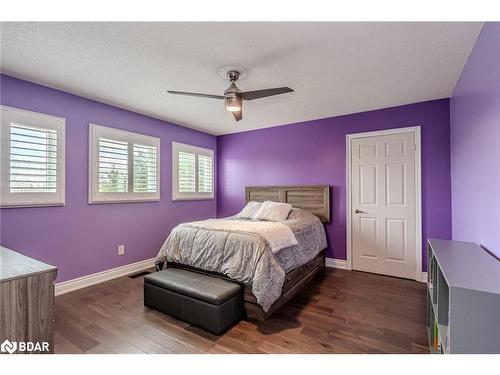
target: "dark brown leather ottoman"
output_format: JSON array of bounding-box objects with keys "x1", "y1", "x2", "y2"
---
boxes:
[{"x1": 144, "y1": 268, "x2": 243, "y2": 335}]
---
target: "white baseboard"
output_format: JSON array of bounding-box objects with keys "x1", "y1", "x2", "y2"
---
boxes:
[
  {"x1": 420, "y1": 272, "x2": 428, "y2": 283},
  {"x1": 325, "y1": 258, "x2": 428, "y2": 283},
  {"x1": 55, "y1": 257, "x2": 156, "y2": 296},
  {"x1": 325, "y1": 257, "x2": 349, "y2": 270}
]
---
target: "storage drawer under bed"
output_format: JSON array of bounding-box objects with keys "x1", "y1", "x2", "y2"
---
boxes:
[{"x1": 243, "y1": 252, "x2": 324, "y2": 302}]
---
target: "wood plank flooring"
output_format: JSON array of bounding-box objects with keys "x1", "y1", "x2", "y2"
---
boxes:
[{"x1": 54, "y1": 268, "x2": 429, "y2": 354}]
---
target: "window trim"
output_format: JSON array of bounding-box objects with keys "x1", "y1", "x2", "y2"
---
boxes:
[
  {"x1": 0, "y1": 105, "x2": 65, "y2": 208},
  {"x1": 172, "y1": 141, "x2": 215, "y2": 201},
  {"x1": 88, "y1": 123, "x2": 160, "y2": 204}
]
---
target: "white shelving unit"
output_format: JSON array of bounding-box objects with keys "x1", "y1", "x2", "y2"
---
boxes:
[{"x1": 426, "y1": 239, "x2": 500, "y2": 354}]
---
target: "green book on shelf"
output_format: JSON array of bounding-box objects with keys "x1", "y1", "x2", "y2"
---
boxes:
[{"x1": 433, "y1": 320, "x2": 439, "y2": 350}]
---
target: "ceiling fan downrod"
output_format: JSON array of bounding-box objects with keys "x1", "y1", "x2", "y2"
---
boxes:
[{"x1": 227, "y1": 70, "x2": 240, "y2": 82}]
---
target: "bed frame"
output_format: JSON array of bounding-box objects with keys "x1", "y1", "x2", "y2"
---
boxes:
[
  {"x1": 246, "y1": 185, "x2": 330, "y2": 223},
  {"x1": 166, "y1": 185, "x2": 330, "y2": 321}
]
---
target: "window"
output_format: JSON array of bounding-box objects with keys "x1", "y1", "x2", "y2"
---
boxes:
[
  {"x1": 89, "y1": 124, "x2": 160, "y2": 203},
  {"x1": 0, "y1": 106, "x2": 65, "y2": 207},
  {"x1": 172, "y1": 142, "x2": 214, "y2": 200}
]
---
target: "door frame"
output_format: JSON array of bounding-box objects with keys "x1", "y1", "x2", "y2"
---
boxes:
[{"x1": 346, "y1": 126, "x2": 422, "y2": 281}]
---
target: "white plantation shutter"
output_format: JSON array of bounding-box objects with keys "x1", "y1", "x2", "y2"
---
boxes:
[
  {"x1": 98, "y1": 137, "x2": 128, "y2": 192},
  {"x1": 178, "y1": 151, "x2": 196, "y2": 192},
  {"x1": 133, "y1": 144, "x2": 157, "y2": 193},
  {"x1": 172, "y1": 142, "x2": 214, "y2": 200},
  {"x1": 10, "y1": 123, "x2": 58, "y2": 193},
  {"x1": 89, "y1": 124, "x2": 160, "y2": 203},
  {"x1": 1, "y1": 106, "x2": 65, "y2": 207},
  {"x1": 197, "y1": 154, "x2": 213, "y2": 193}
]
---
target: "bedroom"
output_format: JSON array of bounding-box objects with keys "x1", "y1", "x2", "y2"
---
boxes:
[{"x1": 1, "y1": 1, "x2": 499, "y2": 371}]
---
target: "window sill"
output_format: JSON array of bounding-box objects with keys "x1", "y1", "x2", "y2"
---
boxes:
[
  {"x1": 172, "y1": 197, "x2": 215, "y2": 201},
  {"x1": 88, "y1": 198, "x2": 160, "y2": 205},
  {"x1": 0, "y1": 202, "x2": 65, "y2": 209}
]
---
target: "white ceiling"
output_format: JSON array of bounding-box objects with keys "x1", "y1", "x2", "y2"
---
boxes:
[{"x1": 0, "y1": 22, "x2": 483, "y2": 135}]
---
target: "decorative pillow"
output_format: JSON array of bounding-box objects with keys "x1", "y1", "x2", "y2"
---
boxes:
[
  {"x1": 236, "y1": 201, "x2": 263, "y2": 219},
  {"x1": 254, "y1": 201, "x2": 293, "y2": 222}
]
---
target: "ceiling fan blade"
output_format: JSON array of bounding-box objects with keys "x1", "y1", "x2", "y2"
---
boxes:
[
  {"x1": 239, "y1": 87, "x2": 293, "y2": 101},
  {"x1": 167, "y1": 90, "x2": 224, "y2": 100},
  {"x1": 232, "y1": 110, "x2": 242, "y2": 122}
]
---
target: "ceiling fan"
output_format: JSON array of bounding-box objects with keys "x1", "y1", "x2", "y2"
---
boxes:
[{"x1": 167, "y1": 70, "x2": 293, "y2": 121}]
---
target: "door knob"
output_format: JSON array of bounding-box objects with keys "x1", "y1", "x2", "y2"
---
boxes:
[{"x1": 354, "y1": 209, "x2": 365, "y2": 214}]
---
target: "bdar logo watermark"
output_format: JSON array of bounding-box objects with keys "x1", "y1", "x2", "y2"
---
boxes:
[
  {"x1": 1, "y1": 340, "x2": 17, "y2": 354},
  {"x1": 1, "y1": 339, "x2": 49, "y2": 354}
]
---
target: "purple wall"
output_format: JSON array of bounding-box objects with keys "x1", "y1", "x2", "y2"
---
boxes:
[
  {"x1": 1, "y1": 74, "x2": 455, "y2": 281},
  {"x1": 217, "y1": 99, "x2": 453, "y2": 271},
  {"x1": 0, "y1": 75, "x2": 217, "y2": 282},
  {"x1": 450, "y1": 22, "x2": 500, "y2": 258}
]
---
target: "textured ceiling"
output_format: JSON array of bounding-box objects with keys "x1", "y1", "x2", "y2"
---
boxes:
[{"x1": 0, "y1": 22, "x2": 483, "y2": 135}]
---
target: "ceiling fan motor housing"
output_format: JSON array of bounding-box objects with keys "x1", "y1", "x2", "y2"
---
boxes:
[{"x1": 224, "y1": 82, "x2": 240, "y2": 96}]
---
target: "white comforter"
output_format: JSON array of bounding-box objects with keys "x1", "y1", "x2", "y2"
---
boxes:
[{"x1": 187, "y1": 219, "x2": 298, "y2": 254}]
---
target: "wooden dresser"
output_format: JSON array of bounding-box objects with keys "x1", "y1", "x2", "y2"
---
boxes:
[{"x1": 0, "y1": 247, "x2": 57, "y2": 354}]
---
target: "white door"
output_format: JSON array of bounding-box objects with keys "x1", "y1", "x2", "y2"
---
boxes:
[{"x1": 350, "y1": 130, "x2": 417, "y2": 279}]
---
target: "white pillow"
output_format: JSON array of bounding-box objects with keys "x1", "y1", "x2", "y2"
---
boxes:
[
  {"x1": 254, "y1": 201, "x2": 293, "y2": 222},
  {"x1": 236, "y1": 201, "x2": 263, "y2": 219}
]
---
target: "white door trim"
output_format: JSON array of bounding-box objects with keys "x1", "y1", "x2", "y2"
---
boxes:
[{"x1": 346, "y1": 126, "x2": 422, "y2": 281}]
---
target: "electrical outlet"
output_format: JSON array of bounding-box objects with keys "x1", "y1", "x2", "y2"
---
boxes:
[{"x1": 118, "y1": 244, "x2": 125, "y2": 255}]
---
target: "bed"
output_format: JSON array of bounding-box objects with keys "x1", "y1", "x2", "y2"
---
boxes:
[{"x1": 156, "y1": 185, "x2": 329, "y2": 320}]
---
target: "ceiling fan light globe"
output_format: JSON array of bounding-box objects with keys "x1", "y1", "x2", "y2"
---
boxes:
[
  {"x1": 226, "y1": 105, "x2": 241, "y2": 112},
  {"x1": 224, "y1": 96, "x2": 242, "y2": 112}
]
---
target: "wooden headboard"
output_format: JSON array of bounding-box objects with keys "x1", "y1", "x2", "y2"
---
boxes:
[{"x1": 245, "y1": 185, "x2": 330, "y2": 223}]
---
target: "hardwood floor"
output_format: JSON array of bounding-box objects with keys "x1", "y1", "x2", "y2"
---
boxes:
[{"x1": 54, "y1": 268, "x2": 429, "y2": 354}]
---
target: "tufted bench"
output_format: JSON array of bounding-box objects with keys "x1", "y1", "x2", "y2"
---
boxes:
[{"x1": 144, "y1": 268, "x2": 243, "y2": 335}]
